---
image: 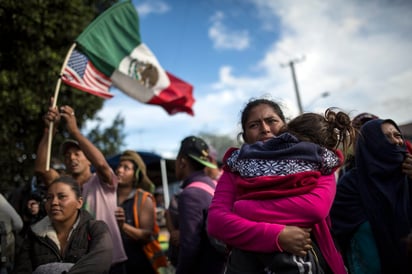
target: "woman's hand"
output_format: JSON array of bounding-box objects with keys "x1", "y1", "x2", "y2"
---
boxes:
[
  {"x1": 402, "y1": 153, "x2": 412, "y2": 180},
  {"x1": 278, "y1": 226, "x2": 312, "y2": 257},
  {"x1": 115, "y1": 207, "x2": 126, "y2": 229}
]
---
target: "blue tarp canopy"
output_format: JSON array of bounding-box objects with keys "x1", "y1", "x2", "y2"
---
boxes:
[
  {"x1": 106, "y1": 151, "x2": 177, "y2": 187},
  {"x1": 106, "y1": 151, "x2": 163, "y2": 170}
]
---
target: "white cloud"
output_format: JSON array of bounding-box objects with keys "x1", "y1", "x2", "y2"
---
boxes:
[
  {"x1": 208, "y1": 11, "x2": 250, "y2": 51},
  {"x1": 136, "y1": 1, "x2": 170, "y2": 17},
  {"x1": 98, "y1": 0, "x2": 412, "y2": 159},
  {"x1": 211, "y1": 0, "x2": 412, "y2": 122}
]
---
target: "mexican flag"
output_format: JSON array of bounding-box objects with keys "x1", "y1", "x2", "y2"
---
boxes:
[{"x1": 62, "y1": 1, "x2": 194, "y2": 115}]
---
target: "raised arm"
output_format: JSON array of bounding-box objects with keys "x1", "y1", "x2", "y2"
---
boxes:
[
  {"x1": 0, "y1": 194, "x2": 23, "y2": 232},
  {"x1": 60, "y1": 105, "x2": 113, "y2": 185},
  {"x1": 34, "y1": 98, "x2": 60, "y2": 186}
]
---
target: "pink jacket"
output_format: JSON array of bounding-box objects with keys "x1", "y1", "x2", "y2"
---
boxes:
[{"x1": 208, "y1": 171, "x2": 346, "y2": 274}]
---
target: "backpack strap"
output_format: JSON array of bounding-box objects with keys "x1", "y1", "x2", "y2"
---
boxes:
[
  {"x1": 133, "y1": 189, "x2": 144, "y2": 228},
  {"x1": 186, "y1": 181, "x2": 215, "y2": 196},
  {"x1": 185, "y1": 181, "x2": 229, "y2": 256},
  {"x1": 133, "y1": 189, "x2": 159, "y2": 235}
]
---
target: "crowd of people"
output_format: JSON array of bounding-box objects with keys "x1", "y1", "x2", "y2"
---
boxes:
[{"x1": 1, "y1": 96, "x2": 412, "y2": 274}]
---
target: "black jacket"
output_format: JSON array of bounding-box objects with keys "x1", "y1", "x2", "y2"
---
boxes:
[
  {"x1": 176, "y1": 171, "x2": 226, "y2": 274},
  {"x1": 13, "y1": 209, "x2": 112, "y2": 274}
]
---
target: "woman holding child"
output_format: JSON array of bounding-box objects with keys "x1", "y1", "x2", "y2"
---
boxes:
[{"x1": 208, "y1": 98, "x2": 352, "y2": 274}]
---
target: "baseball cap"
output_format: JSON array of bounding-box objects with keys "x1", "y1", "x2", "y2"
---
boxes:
[
  {"x1": 60, "y1": 139, "x2": 80, "y2": 156},
  {"x1": 178, "y1": 136, "x2": 217, "y2": 169}
]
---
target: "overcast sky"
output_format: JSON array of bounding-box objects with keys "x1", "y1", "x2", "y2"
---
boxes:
[{"x1": 85, "y1": 0, "x2": 412, "y2": 159}]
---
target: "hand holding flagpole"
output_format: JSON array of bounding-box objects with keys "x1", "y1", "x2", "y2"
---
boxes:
[
  {"x1": 46, "y1": 1, "x2": 195, "y2": 169},
  {"x1": 63, "y1": 1, "x2": 194, "y2": 115},
  {"x1": 45, "y1": 43, "x2": 76, "y2": 171}
]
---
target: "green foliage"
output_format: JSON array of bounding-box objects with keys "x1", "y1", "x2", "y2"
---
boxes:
[
  {"x1": 87, "y1": 114, "x2": 126, "y2": 158},
  {"x1": 198, "y1": 132, "x2": 239, "y2": 162},
  {"x1": 0, "y1": 0, "x2": 118, "y2": 193}
]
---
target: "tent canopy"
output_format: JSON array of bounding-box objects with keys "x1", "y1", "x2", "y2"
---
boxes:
[{"x1": 106, "y1": 151, "x2": 177, "y2": 187}]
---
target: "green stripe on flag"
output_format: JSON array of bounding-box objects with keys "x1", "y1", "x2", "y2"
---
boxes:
[{"x1": 76, "y1": 1, "x2": 141, "y2": 76}]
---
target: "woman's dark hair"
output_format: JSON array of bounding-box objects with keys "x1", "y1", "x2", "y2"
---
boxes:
[
  {"x1": 238, "y1": 98, "x2": 286, "y2": 142},
  {"x1": 49, "y1": 176, "x2": 82, "y2": 199},
  {"x1": 287, "y1": 108, "x2": 355, "y2": 155},
  {"x1": 240, "y1": 98, "x2": 286, "y2": 130},
  {"x1": 119, "y1": 150, "x2": 155, "y2": 193}
]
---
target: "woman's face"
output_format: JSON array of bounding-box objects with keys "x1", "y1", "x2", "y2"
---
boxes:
[
  {"x1": 116, "y1": 160, "x2": 135, "y2": 186},
  {"x1": 381, "y1": 122, "x2": 404, "y2": 146},
  {"x1": 45, "y1": 182, "x2": 82, "y2": 224},
  {"x1": 243, "y1": 104, "x2": 286, "y2": 144}
]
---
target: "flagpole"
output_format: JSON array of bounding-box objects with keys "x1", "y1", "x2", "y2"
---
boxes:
[{"x1": 46, "y1": 43, "x2": 76, "y2": 170}]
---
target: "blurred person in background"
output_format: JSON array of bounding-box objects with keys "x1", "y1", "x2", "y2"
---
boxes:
[
  {"x1": 331, "y1": 119, "x2": 412, "y2": 273},
  {"x1": 171, "y1": 136, "x2": 226, "y2": 274},
  {"x1": 0, "y1": 192, "x2": 23, "y2": 274},
  {"x1": 115, "y1": 150, "x2": 164, "y2": 274},
  {"x1": 20, "y1": 192, "x2": 46, "y2": 237}
]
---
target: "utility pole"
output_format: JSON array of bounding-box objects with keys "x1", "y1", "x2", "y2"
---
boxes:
[{"x1": 281, "y1": 57, "x2": 304, "y2": 114}]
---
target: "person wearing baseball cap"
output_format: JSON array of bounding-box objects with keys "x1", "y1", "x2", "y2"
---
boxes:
[
  {"x1": 169, "y1": 136, "x2": 226, "y2": 274},
  {"x1": 177, "y1": 136, "x2": 217, "y2": 169},
  {"x1": 59, "y1": 139, "x2": 80, "y2": 157},
  {"x1": 34, "y1": 97, "x2": 127, "y2": 273}
]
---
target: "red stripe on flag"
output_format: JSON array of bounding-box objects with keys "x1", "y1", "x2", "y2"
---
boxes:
[
  {"x1": 147, "y1": 72, "x2": 195, "y2": 115},
  {"x1": 62, "y1": 79, "x2": 113, "y2": 99},
  {"x1": 62, "y1": 50, "x2": 113, "y2": 99},
  {"x1": 84, "y1": 62, "x2": 112, "y2": 90}
]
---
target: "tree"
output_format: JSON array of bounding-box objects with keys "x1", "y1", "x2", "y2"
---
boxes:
[
  {"x1": 87, "y1": 114, "x2": 126, "y2": 158},
  {"x1": 0, "y1": 0, "x2": 117, "y2": 193},
  {"x1": 198, "y1": 132, "x2": 239, "y2": 162}
]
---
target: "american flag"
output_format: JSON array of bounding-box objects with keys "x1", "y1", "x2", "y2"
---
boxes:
[{"x1": 62, "y1": 49, "x2": 113, "y2": 99}]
